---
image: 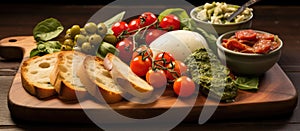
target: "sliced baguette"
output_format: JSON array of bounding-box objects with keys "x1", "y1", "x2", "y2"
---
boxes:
[
  {"x1": 103, "y1": 53, "x2": 154, "y2": 99},
  {"x1": 77, "y1": 55, "x2": 123, "y2": 104},
  {"x1": 49, "y1": 51, "x2": 88, "y2": 100},
  {"x1": 21, "y1": 52, "x2": 59, "y2": 99}
]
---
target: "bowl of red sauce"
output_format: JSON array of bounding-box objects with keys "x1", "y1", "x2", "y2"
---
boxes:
[{"x1": 216, "y1": 29, "x2": 283, "y2": 76}]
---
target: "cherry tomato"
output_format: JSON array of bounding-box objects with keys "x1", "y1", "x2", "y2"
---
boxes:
[
  {"x1": 116, "y1": 38, "x2": 134, "y2": 64},
  {"x1": 159, "y1": 14, "x2": 181, "y2": 31},
  {"x1": 130, "y1": 55, "x2": 152, "y2": 77},
  {"x1": 132, "y1": 45, "x2": 153, "y2": 60},
  {"x1": 128, "y1": 18, "x2": 141, "y2": 33},
  {"x1": 165, "y1": 60, "x2": 187, "y2": 81},
  {"x1": 173, "y1": 76, "x2": 196, "y2": 97},
  {"x1": 112, "y1": 21, "x2": 128, "y2": 37},
  {"x1": 146, "y1": 69, "x2": 167, "y2": 88},
  {"x1": 154, "y1": 52, "x2": 175, "y2": 67},
  {"x1": 145, "y1": 29, "x2": 167, "y2": 45},
  {"x1": 139, "y1": 12, "x2": 158, "y2": 27},
  {"x1": 235, "y1": 29, "x2": 257, "y2": 40}
]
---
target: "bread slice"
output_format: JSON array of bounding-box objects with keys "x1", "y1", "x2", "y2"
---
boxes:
[
  {"x1": 21, "y1": 52, "x2": 59, "y2": 99},
  {"x1": 77, "y1": 55, "x2": 123, "y2": 103},
  {"x1": 49, "y1": 51, "x2": 88, "y2": 100},
  {"x1": 103, "y1": 53, "x2": 154, "y2": 99}
]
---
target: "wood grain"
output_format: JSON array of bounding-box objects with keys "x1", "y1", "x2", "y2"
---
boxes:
[
  {"x1": 1, "y1": 36, "x2": 297, "y2": 123},
  {"x1": 0, "y1": 76, "x2": 15, "y2": 126}
]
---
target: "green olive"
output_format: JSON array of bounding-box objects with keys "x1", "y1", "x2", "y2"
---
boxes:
[
  {"x1": 84, "y1": 22, "x2": 97, "y2": 34},
  {"x1": 80, "y1": 28, "x2": 87, "y2": 36},
  {"x1": 81, "y1": 42, "x2": 92, "y2": 53},
  {"x1": 61, "y1": 45, "x2": 67, "y2": 51},
  {"x1": 65, "y1": 45, "x2": 73, "y2": 50},
  {"x1": 64, "y1": 33, "x2": 72, "y2": 39},
  {"x1": 97, "y1": 23, "x2": 108, "y2": 36},
  {"x1": 63, "y1": 39, "x2": 74, "y2": 46},
  {"x1": 75, "y1": 34, "x2": 88, "y2": 47},
  {"x1": 66, "y1": 28, "x2": 71, "y2": 34},
  {"x1": 61, "y1": 45, "x2": 72, "y2": 51},
  {"x1": 70, "y1": 25, "x2": 81, "y2": 38},
  {"x1": 103, "y1": 34, "x2": 118, "y2": 45},
  {"x1": 89, "y1": 34, "x2": 102, "y2": 45}
]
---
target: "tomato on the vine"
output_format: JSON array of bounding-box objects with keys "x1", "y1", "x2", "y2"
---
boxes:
[
  {"x1": 159, "y1": 14, "x2": 181, "y2": 31},
  {"x1": 112, "y1": 21, "x2": 128, "y2": 37},
  {"x1": 154, "y1": 52, "x2": 175, "y2": 67},
  {"x1": 130, "y1": 55, "x2": 152, "y2": 77},
  {"x1": 139, "y1": 12, "x2": 158, "y2": 27},
  {"x1": 165, "y1": 60, "x2": 187, "y2": 81},
  {"x1": 128, "y1": 18, "x2": 141, "y2": 33},
  {"x1": 146, "y1": 69, "x2": 167, "y2": 88},
  {"x1": 116, "y1": 38, "x2": 134, "y2": 64},
  {"x1": 173, "y1": 76, "x2": 196, "y2": 97},
  {"x1": 132, "y1": 45, "x2": 153, "y2": 60},
  {"x1": 145, "y1": 29, "x2": 166, "y2": 45}
]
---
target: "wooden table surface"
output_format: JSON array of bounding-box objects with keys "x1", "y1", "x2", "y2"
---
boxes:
[{"x1": 1, "y1": 3, "x2": 300, "y2": 130}]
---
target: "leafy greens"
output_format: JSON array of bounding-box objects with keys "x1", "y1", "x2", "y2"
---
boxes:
[
  {"x1": 30, "y1": 18, "x2": 63, "y2": 57},
  {"x1": 33, "y1": 17, "x2": 64, "y2": 42}
]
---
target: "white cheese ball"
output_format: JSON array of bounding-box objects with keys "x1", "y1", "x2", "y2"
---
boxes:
[{"x1": 149, "y1": 30, "x2": 208, "y2": 61}]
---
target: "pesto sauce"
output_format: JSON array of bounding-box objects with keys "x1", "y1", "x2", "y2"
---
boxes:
[{"x1": 184, "y1": 48, "x2": 237, "y2": 102}]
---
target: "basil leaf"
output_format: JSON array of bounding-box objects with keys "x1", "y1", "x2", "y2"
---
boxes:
[
  {"x1": 33, "y1": 18, "x2": 64, "y2": 42},
  {"x1": 104, "y1": 11, "x2": 126, "y2": 34},
  {"x1": 158, "y1": 8, "x2": 189, "y2": 22},
  {"x1": 29, "y1": 41, "x2": 61, "y2": 57},
  {"x1": 30, "y1": 48, "x2": 40, "y2": 58},
  {"x1": 195, "y1": 27, "x2": 217, "y2": 53},
  {"x1": 234, "y1": 76, "x2": 259, "y2": 90},
  {"x1": 43, "y1": 41, "x2": 61, "y2": 49}
]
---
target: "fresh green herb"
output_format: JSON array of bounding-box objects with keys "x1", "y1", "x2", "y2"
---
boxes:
[
  {"x1": 195, "y1": 27, "x2": 217, "y2": 54},
  {"x1": 234, "y1": 76, "x2": 259, "y2": 90},
  {"x1": 30, "y1": 18, "x2": 63, "y2": 57},
  {"x1": 33, "y1": 17, "x2": 64, "y2": 42},
  {"x1": 30, "y1": 41, "x2": 61, "y2": 57}
]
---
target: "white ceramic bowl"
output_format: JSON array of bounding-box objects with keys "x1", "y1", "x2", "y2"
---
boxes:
[{"x1": 190, "y1": 5, "x2": 253, "y2": 35}]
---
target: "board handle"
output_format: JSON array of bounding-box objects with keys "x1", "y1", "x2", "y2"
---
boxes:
[{"x1": 0, "y1": 36, "x2": 36, "y2": 59}]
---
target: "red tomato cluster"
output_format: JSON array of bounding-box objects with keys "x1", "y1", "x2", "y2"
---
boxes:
[
  {"x1": 110, "y1": 12, "x2": 195, "y2": 98},
  {"x1": 111, "y1": 12, "x2": 158, "y2": 38},
  {"x1": 130, "y1": 46, "x2": 195, "y2": 98},
  {"x1": 111, "y1": 12, "x2": 180, "y2": 38},
  {"x1": 112, "y1": 12, "x2": 181, "y2": 64}
]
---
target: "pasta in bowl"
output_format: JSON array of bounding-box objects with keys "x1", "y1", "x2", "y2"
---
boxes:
[{"x1": 190, "y1": 2, "x2": 253, "y2": 35}]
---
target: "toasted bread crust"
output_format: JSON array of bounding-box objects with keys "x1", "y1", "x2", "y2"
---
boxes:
[
  {"x1": 21, "y1": 53, "x2": 58, "y2": 99},
  {"x1": 49, "y1": 51, "x2": 88, "y2": 100},
  {"x1": 78, "y1": 56, "x2": 123, "y2": 103},
  {"x1": 104, "y1": 53, "x2": 154, "y2": 99}
]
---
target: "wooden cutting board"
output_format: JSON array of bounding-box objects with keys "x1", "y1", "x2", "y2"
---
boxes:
[{"x1": 1, "y1": 36, "x2": 298, "y2": 124}]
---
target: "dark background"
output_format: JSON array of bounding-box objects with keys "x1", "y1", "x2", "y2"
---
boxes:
[{"x1": 2, "y1": 0, "x2": 299, "y2": 5}]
